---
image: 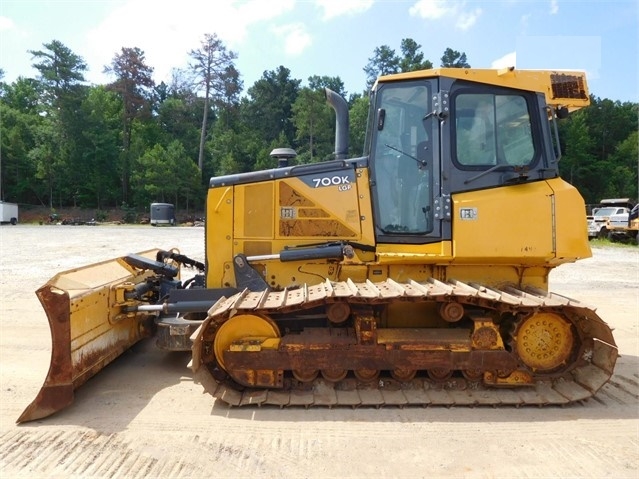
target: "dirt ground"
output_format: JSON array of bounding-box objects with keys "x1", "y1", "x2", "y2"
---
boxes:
[{"x1": 0, "y1": 225, "x2": 637, "y2": 479}]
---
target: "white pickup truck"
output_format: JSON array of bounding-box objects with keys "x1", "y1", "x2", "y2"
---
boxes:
[{"x1": 587, "y1": 204, "x2": 630, "y2": 239}]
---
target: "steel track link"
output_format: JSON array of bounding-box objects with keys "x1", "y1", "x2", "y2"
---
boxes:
[{"x1": 191, "y1": 279, "x2": 618, "y2": 408}]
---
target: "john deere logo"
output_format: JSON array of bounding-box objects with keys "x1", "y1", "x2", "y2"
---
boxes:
[{"x1": 460, "y1": 208, "x2": 477, "y2": 220}]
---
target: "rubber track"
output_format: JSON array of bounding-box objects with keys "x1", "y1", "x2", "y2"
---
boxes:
[{"x1": 192, "y1": 278, "x2": 618, "y2": 408}]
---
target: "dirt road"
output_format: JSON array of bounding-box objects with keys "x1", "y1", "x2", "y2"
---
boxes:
[{"x1": 1, "y1": 225, "x2": 637, "y2": 478}]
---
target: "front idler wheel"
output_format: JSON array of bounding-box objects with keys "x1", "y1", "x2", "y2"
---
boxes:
[{"x1": 213, "y1": 314, "x2": 280, "y2": 370}]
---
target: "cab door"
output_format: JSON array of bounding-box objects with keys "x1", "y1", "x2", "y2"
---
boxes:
[{"x1": 369, "y1": 79, "x2": 444, "y2": 244}]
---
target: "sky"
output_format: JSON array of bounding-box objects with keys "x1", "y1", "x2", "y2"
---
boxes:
[{"x1": 1, "y1": 0, "x2": 637, "y2": 102}]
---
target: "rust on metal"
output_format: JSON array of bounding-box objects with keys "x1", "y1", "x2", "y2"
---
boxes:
[
  {"x1": 18, "y1": 286, "x2": 74, "y2": 423},
  {"x1": 193, "y1": 278, "x2": 618, "y2": 408},
  {"x1": 18, "y1": 250, "x2": 161, "y2": 423}
]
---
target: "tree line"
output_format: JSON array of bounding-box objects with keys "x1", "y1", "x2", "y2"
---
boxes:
[{"x1": 0, "y1": 35, "x2": 636, "y2": 216}]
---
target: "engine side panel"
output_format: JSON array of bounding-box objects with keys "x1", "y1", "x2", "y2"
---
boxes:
[{"x1": 205, "y1": 163, "x2": 375, "y2": 289}]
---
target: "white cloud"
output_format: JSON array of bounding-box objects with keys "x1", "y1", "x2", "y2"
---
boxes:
[
  {"x1": 550, "y1": 0, "x2": 559, "y2": 15},
  {"x1": 315, "y1": 0, "x2": 374, "y2": 20},
  {"x1": 491, "y1": 52, "x2": 516, "y2": 69},
  {"x1": 409, "y1": 0, "x2": 482, "y2": 30},
  {"x1": 232, "y1": 0, "x2": 297, "y2": 31},
  {"x1": 409, "y1": 0, "x2": 452, "y2": 19},
  {"x1": 456, "y1": 8, "x2": 482, "y2": 31},
  {"x1": 84, "y1": 0, "x2": 296, "y2": 84},
  {"x1": 272, "y1": 23, "x2": 312, "y2": 56},
  {"x1": 0, "y1": 16, "x2": 15, "y2": 31}
]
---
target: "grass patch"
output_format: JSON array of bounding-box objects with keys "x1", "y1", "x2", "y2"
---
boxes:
[{"x1": 590, "y1": 237, "x2": 637, "y2": 248}]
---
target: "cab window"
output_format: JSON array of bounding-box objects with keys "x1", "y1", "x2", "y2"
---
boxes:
[{"x1": 455, "y1": 93, "x2": 535, "y2": 167}]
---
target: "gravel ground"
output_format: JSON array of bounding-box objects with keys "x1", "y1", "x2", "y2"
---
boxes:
[{"x1": 0, "y1": 225, "x2": 637, "y2": 479}]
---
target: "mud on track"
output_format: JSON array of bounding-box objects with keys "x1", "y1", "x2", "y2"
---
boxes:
[{"x1": 1, "y1": 225, "x2": 637, "y2": 478}]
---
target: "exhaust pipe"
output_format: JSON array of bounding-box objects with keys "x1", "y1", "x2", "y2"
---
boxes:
[{"x1": 325, "y1": 88, "x2": 349, "y2": 160}]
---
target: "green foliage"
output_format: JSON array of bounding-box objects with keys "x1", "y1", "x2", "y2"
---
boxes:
[
  {"x1": 559, "y1": 98, "x2": 638, "y2": 203},
  {"x1": 590, "y1": 238, "x2": 638, "y2": 249},
  {"x1": 120, "y1": 202, "x2": 137, "y2": 224},
  {"x1": 1, "y1": 76, "x2": 42, "y2": 112},
  {"x1": 348, "y1": 95, "x2": 369, "y2": 156},
  {"x1": 243, "y1": 66, "x2": 301, "y2": 147},
  {"x1": 26, "y1": 40, "x2": 90, "y2": 207},
  {"x1": 440, "y1": 48, "x2": 471, "y2": 68},
  {"x1": 95, "y1": 210, "x2": 108, "y2": 222},
  {"x1": 29, "y1": 39, "x2": 87, "y2": 107},
  {"x1": 292, "y1": 85, "x2": 334, "y2": 163},
  {"x1": 206, "y1": 120, "x2": 256, "y2": 176},
  {"x1": 75, "y1": 86, "x2": 122, "y2": 208},
  {"x1": 399, "y1": 39, "x2": 433, "y2": 72},
  {"x1": 558, "y1": 111, "x2": 597, "y2": 193},
  {"x1": 364, "y1": 39, "x2": 455, "y2": 88},
  {"x1": 188, "y1": 33, "x2": 240, "y2": 170},
  {"x1": 131, "y1": 141, "x2": 201, "y2": 210},
  {"x1": 156, "y1": 96, "x2": 201, "y2": 157},
  {"x1": 308, "y1": 75, "x2": 346, "y2": 98},
  {"x1": 363, "y1": 45, "x2": 400, "y2": 88},
  {"x1": 0, "y1": 80, "x2": 42, "y2": 204},
  {"x1": 105, "y1": 46, "x2": 155, "y2": 203},
  {"x1": 606, "y1": 130, "x2": 638, "y2": 199}
]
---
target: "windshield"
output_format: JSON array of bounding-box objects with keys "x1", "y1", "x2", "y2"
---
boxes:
[
  {"x1": 593, "y1": 208, "x2": 619, "y2": 217},
  {"x1": 370, "y1": 81, "x2": 433, "y2": 235}
]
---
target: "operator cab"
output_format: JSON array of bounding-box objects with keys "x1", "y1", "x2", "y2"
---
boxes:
[{"x1": 367, "y1": 71, "x2": 560, "y2": 244}]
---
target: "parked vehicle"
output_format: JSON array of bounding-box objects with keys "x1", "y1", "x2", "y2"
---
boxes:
[
  {"x1": 150, "y1": 203, "x2": 176, "y2": 226},
  {"x1": 0, "y1": 201, "x2": 18, "y2": 225},
  {"x1": 587, "y1": 198, "x2": 634, "y2": 239},
  {"x1": 607, "y1": 204, "x2": 639, "y2": 243}
]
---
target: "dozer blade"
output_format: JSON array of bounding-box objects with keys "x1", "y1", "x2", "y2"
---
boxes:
[{"x1": 18, "y1": 250, "x2": 163, "y2": 423}]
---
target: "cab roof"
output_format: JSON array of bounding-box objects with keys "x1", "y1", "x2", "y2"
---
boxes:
[{"x1": 376, "y1": 67, "x2": 590, "y2": 112}]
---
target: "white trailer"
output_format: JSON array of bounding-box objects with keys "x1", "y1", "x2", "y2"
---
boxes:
[{"x1": 0, "y1": 201, "x2": 19, "y2": 225}]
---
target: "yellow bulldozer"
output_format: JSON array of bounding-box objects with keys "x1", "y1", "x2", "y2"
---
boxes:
[{"x1": 19, "y1": 68, "x2": 617, "y2": 422}]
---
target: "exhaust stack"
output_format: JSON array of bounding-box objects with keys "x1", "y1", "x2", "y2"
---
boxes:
[{"x1": 325, "y1": 88, "x2": 349, "y2": 160}]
